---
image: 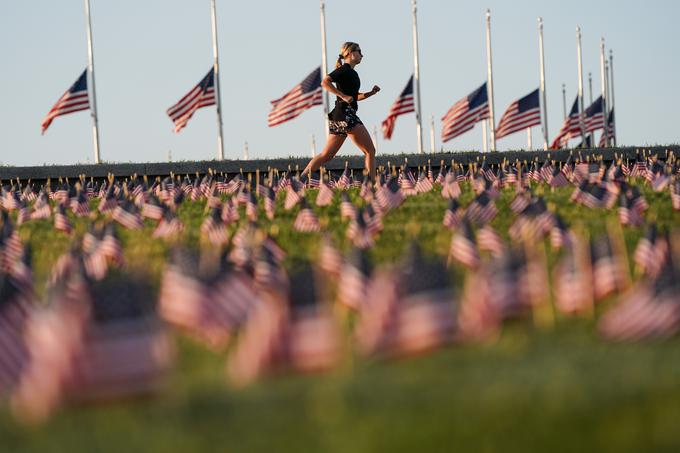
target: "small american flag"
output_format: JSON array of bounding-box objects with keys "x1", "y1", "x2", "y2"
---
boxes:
[
  {"x1": 448, "y1": 220, "x2": 479, "y2": 269},
  {"x1": 53, "y1": 204, "x2": 72, "y2": 234},
  {"x1": 442, "y1": 199, "x2": 463, "y2": 230},
  {"x1": 477, "y1": 225, "x2": 505, "y2": 257},
  {"x1": 315, "y1": 181, "x2": 334, "y2": 207},
  {"x1": 337, "y1": 248, "x2": 372, "y2": 311},
  {"x1": 599, "y1": 283, "x2": 680, "y2": 341},
  {"x1": 268, "y1": 67, "x2": 323, "y2": 127},
  {"x1": 200, "y1": 208, "x2": 230, "y2": 246},
  {"x1": 381, "y1": 75, "x2": 414, "y2": 139},
  {"x1": 0, "y1": 272, "x2": 32, "y2": 398},
  {"x1": 293, "y1": 198, "x2": 321, "y2": 233},
  {"x1": 167, "y1": 68, "x2": 216, "y2": 133},
  {"x1": 495, "y1": 89, "x2": 541, "y2": 140},
  {"x1": 41, "y1": 69, "x2": 90, "y2": 134},
  {"x1": 441, "y1": 82, "x2": 489, "y2": 143}
]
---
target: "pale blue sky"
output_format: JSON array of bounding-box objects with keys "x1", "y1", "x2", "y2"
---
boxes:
[{"x1": 1, "y1": 1, "x2": 678, "y2": 166}]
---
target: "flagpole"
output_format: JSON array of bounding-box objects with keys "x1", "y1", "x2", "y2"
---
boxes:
[
  {"x1": 604, "y1": 59, "x2": 610, "y2": 147},
  {"x1": 609, "y1": 49, "x2": 617, "y2": 146},
  {"x1": 538, "y1": 17, "x2": 548, "y2": 150},
  {"x1": 576, "y1": 26, "x2": 586, "y2": 146},
  {"x1": 372, "y1": 125, "x2": 379, "y2": 153},
  {"x1": 210, "y1": 0, "x2": 225, "y2": 160},
  {"x1": 588, "y1": 72, "x2": 594, "y2": 146},
  {"x1": 320, "y1": 0, "x2": 330, "y2": 138},
  {"x1": 562, "y1": 83, "x2": 567, "y2": 120},
  {"x1": 485, "y1": 9, "x2": 496, "y2": 151},
  {"x1": 84, "y1": 0, "x2": 101, "y2": 164},
  {"x1": 411, "y1": 0, "x2": 424, "y2": 155},
  {"x1": 429, "y1": 115, "x2": 436, "y2": 153},
  {"x1": 482, "y1": 119, "x2": 488, "y2": 153},
  {"x1": 599, "y1": 37, "x2": 608, "y2": 147}
]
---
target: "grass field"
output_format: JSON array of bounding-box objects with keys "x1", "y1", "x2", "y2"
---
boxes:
[{"x1": 2, "y1": 182, "x2": 680, "y2": 452}]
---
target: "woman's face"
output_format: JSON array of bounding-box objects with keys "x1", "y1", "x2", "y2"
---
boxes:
[{"x1": 348, "y1": 47, "x2": 363, "y2": 65}]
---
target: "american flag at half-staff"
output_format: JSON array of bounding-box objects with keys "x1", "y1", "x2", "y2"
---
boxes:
[
  {"x1": 441, "y1": 82, "x2": 489, "y2": 143},
  {"x1": 167, "y1": 68, "x2": 216, "y2": 133},
  {"x1": 584, "y1": 96, "x2": 605, "y2": 133},
  {"x1": 495, "y1": 89, "x2": 541, "y2": 140},
  {"x1": 550, "y1": 97, "x2": 582, "y2": 149},
  {"x1": 598, "y1": 109, "x2": 615, "y2": 147},
  {"x1": 41, "y1": 70, "x2": 90, "y2": 134},
  {"x1": 381, "y1": 75, "x2": 415, "y2": 139},
  {"x1": 268, "y1": 67, "x2": 323, "y2": 127}
]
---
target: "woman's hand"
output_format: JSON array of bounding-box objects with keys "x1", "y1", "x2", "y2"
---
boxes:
[
  {"x1": 370, "y1": 85, "x2": 381, "y2": 95},
  {"x1": 342, "y1": 95, "x2": 354, "y2": 104}
]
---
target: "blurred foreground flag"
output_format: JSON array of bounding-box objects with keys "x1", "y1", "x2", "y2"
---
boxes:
[
  {"x1": 268, "y1": 67, "x2": 323, "y2": 127},
  {"x1": 441, "y1": 82, "x2": 489, "y2": 143},
  {"x1": 41, "y1": 70, "x2": 90, "y2": 134},
  {"x1": 495, "y1": 89, "x2": 541, "y2": 140},
  {"x1": 167, "y1": 68, "x2": 216, "y2": 133},
  {"x1": 381, "y1": 75, "x2": 414, "y2": 139}
]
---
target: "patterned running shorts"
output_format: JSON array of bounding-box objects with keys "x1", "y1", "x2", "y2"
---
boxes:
[{"x1": 328, "y1": 105, "x2": 363, "y2": 136}]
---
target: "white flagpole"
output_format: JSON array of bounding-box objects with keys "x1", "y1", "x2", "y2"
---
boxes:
[
  {"x1": 588, "y1": 72, "x2": 594, "y2": 146},
  {"x1": 599, "y1": 37, "x2": 608, "y2": 147},
  {"x1": 609, "y1": 49, "x2": 617, "y2": 146},
  {"x1": 411, "y1": 0, "x2": 424, "y2": 155},
  {"x1": 372, "y1": 125, "x2": 379, "y2": 153},
  {"x1": 527, "y1": 128, "x2": 533, "y2": 150},
  {"x1": 210, "y1": 0, "x2": 225, "y2": 160},
  {"x1": 537, "y1": 17, "x2": 548, "y2": 150},
  {"x1": 320, "y1": 0, "x2": 330, "y2": 138},
  {"x1": 429, "y1": 115, "x2": 436, "y2": 153},
  {"x1": 84, "y1": 0, "x2": 101, "y2": 164},
  {"x1": 576, "y1": 26, "x2": 586, "y2": 145},
  {"x1": 485, "y1": 9, "x2": 496, "y2": 151},
  {"x1": 482, "y1": 119, "x2": 488, "y2": 153}
]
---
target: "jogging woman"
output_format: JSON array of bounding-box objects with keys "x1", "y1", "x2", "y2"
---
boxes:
[{"x1": 302, "y1": 42, "x2": 380, "y2": 181}]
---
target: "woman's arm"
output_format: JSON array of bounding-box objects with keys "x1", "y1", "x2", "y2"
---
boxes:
[
  {"x1": 321, "y1": 75, "x2": 353, "y2": 104},
  {"x1": 357, "y1": 85, "x2": 381, "y2": 101}
]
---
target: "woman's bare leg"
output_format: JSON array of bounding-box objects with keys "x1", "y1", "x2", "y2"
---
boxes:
[
  {"x1": 347, "y1": 124, "x2": 376, "y2": 180},
  {"x1": 302, "y1": 134, "x2": 347, "y2": 176}
]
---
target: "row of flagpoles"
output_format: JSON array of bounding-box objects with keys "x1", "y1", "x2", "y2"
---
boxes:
[{"x1": 41, "y1": 1, "x2": 617, "y2": 163}]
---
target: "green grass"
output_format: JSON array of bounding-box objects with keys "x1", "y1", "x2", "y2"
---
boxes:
[{"x1": 3, "y1": 183, "x2": 680, "y2": 452}]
